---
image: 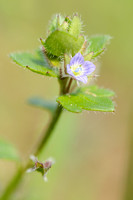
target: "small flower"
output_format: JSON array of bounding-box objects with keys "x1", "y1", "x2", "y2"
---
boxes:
[
  {"x1": 27, "y1": 155, "x2": 55, "y2": 181},
  {"x1": 66, "y1": 53, "x2": 95, "y2": 84}
]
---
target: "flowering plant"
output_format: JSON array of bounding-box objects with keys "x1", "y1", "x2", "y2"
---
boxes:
[
  {"x1": 0, "y1": 14, "x2": 115, "y2": 199},
  {"x1": 66, "y1": 52, "x2": 95, "y2": 84}
]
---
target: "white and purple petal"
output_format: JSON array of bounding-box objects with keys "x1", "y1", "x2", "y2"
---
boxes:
[
  {"x1": 70, "y1": 53, "x2": 84, "y2": 66},
  {"x1": 66, "y1": 52, "x2": 96, "y2": 84},
  {"x1": 76, "y1": 75, "x2": 88, "y2": 84},
  {"x1": 82, "y1": 61, "x2": 96, "y2": 75},
  {"x1": 66, "y1": 64, "x2": 74, "y2": 77}
]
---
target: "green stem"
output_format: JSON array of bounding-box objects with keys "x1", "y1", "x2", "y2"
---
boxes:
[
  {"x1": 0, "y1": 104, "x2": 63, "y2": 200},
  {"x1": 65, "y1": 78, "x2": 73, "y2": 93},
  {"x1": 34, "y1": 104, "x2": 62, "y2": 156},
  {"x1": 0, "y1": 167, "x2": 24, "y2": 200}
]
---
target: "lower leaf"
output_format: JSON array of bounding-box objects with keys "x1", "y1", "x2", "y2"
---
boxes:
[
  {"x1": 28, "y1": 97, "x2": 57, "y2": 113},
  {"x1": 57, "y1": 85, "x2": 115, "y2": 113}
]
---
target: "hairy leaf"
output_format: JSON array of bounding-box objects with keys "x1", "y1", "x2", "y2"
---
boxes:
[
  {"x1": 44, "y1": 30, "x2": 84, "y2": 57},
  {"x1": 69, "y1": 15, "x2": 82, "y2": 38},
  {"x1": 87, "y1": 35, "x2": 112, "y2": 58},
  {"x1": 57, "y1": 85, "x2": 115, "y2": 113},
  {"x1": 49, "y1": 14, "x2": 65, "y2": 33},
  {"x1": 10, "y1": 49, "x2": 58, "y2": 77}
]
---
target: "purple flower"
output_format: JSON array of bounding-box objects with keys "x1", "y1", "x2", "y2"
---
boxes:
[{"x1": 66, "y1": 53, "x2": 95, "y2": 84}]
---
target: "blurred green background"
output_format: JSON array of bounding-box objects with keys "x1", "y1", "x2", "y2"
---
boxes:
[{"x1": 0, "y1": 0, "x2": 133, "y2": 199}]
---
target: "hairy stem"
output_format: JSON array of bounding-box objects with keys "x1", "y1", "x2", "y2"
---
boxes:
[{"x1": 1, "y1": 104, "x2": 63, "y2": 200}]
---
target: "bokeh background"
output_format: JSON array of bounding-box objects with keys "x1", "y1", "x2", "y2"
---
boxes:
[{"x1": 0, "y1": 0, "x2": 133, "y2": 199}]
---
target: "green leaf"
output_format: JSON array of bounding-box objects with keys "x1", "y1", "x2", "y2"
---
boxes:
[
  {"x1": 87, "y1": 35, "x2": 112, "y2": 58},
  {"x1": 28, "y1": 97, "x2": 57, "y2": 113},
  {"x1": 80, "y1": 85, "x2": 115, "y2": 97},
  {"x1": 0, "y1": 139, "x2": 20, "y2": 161},
  {"x1": 49, "y1": 14, "x2": 65, "y2": 33},
  {"x1": 69, "y1": 15, "x2": 82, "y2": 38},
  {"x1": 60, "y1": 21, "x2": 69, "y2": 31},
  {"x1": 84, "y1": 52, "x2": 94, "y2": 61},
  {"x1": 57, "y1": 85, "x2": 115, "y2": 113},
  {"x1": 44, "y1": 30, "x2": 84, "y2": 57},
  {"x1": 10, "y1": 49, "x2": 58, "y2": 77},
  {"x1": 64, "y1": 54, "x2": 71, "y2": 66}
]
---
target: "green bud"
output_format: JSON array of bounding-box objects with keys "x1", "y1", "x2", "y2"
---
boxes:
[{"x1": 69, "y1": 15, "x2": 82, "y2": 38}]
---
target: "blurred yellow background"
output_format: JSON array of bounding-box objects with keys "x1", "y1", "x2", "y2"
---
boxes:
[{"x1": 0, "y1": 0, "x2": 133, "y2": 199}]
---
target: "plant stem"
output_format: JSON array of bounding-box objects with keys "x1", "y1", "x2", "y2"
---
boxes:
[
  {"x1": 0, "y1": 104, "x2": 63, "y2": 200},
  {"x1": 34, "y1": 104, "x2": 62, "y2": 156},
  {"x1": 0, "y1": 167, "x2": 24, "y2": 200},
  {"x1": 65, "y1": 78, "x2": 73, "y2": 93}
]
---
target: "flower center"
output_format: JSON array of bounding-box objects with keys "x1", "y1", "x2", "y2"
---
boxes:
[{"x1": 70, "y1": 64, "x2": 83, "y2": 76}]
